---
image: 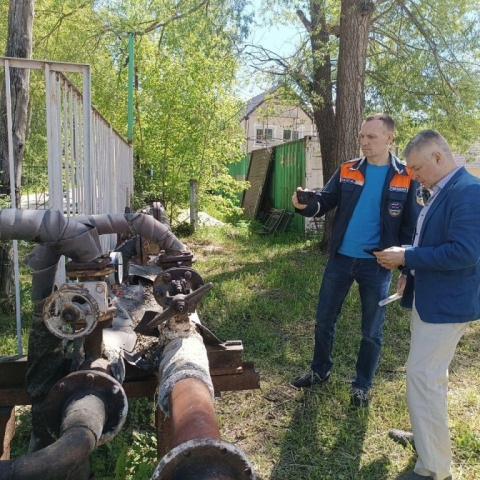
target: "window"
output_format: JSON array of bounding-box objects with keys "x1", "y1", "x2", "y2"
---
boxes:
[
  {"x1": 256, "y1": 128, "x2": 264, "y2": 143},
  {"x1": 283, "y1": 129, "x2": 300, "y2": 141},
  {"x1": 256, "y1": 127, "x2": 274, "y2": 144}
]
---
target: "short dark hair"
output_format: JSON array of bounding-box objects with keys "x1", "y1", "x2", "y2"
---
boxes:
[
  {"x1": 402, "y1": 129, "x2": 452, "y2": 158},
  {"x1": 364, "y1": 113, "x2": 395, "y2": 132}
]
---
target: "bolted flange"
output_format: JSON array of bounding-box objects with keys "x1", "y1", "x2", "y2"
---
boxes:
[
  {"x1": 43, "y1": 370, "x2": 128, "y2": 445},
  {"x1": 151, "y1": 438, "x2": 255, "y2": 480}
]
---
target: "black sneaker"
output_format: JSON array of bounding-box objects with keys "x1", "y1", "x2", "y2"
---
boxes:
[
  {"x1": 291, "y1": 370, "x2": 330, "y2": 389},
  {"x1": 350, "y1": 387, "x2": 369, "y2": 407}
]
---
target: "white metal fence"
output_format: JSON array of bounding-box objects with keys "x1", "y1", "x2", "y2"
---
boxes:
[{"x1": 0, "y1": 57, "x2": 134, "y2": 352}]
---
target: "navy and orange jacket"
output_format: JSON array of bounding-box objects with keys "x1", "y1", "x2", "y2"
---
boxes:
[{"x1": 297, "y1": 154, "x2": 422, "y2": 257}]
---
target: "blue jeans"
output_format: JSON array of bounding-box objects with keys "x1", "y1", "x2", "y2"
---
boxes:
[{"x1": 311, "y1": 253, "x2": 392, "y2": 391}]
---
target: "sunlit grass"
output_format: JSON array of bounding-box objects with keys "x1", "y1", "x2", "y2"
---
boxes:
[{"x1": 2, "y1": 225, "x2": 479, "y2": 479}]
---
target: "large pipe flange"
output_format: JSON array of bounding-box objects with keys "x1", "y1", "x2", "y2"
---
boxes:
[
  {"x1": 151, "y1": 438, "x2": 255, "y2": 480},
  {"x1": 43, "y1": 370, "x2": 128, "y2": 445}
]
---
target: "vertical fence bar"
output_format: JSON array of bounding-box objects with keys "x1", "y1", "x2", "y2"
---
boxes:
[
  {"x1": 4, "y1": 59, "x2": 23, "y2": 354},
  {"x1": 67, "y1": 87, "x2": 75, "y2": 217},
  {"x1": 83, "y1": 65, "x2": 92, "y2": 214},
  {"x1": 63, "y1": 81, "x2": 71, "y2": 217},
  {"x1": 74, "y1": 92, "x2": 84, "y2": 214},
  {"x1": 46, "y1": 67, "x2": 66, "y2": 285}
]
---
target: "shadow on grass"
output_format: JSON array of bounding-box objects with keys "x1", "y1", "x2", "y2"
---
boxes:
[{"x1": 269, "y1": 384, "x2": 390, "y2": 480}]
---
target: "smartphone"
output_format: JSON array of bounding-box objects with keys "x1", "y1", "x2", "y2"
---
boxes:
[
  {"x1": 296, "y1": 190, "x2": 316, "y2": 205},
  {"x1": 363, "y1": 247, "x2": 383, "y2": 256}
]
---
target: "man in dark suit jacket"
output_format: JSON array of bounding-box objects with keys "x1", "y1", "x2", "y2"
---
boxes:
[{"x1": 376, "y1": 130, "x2": 480, "y2": 480}]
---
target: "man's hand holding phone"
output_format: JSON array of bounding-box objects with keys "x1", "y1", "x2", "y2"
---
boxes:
[
  {"x1": 292, "y1": 187, "x2": 316, "y2": 210},
  {"x1": 363, "y1": 248, "x2": 383, "y2": 256},
  {"x1": 374, "y1": 246, "x2": 407, "y2": 269}
]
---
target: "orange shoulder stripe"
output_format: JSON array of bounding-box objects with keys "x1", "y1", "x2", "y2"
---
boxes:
[
  {"x1": 340, "y1": 163, "x2": 364, "y2": 185},
  {"x1": 389, "y1": 168, "x2": 413, "y2": 191}
]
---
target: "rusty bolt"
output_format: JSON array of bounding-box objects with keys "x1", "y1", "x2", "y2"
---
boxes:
[
  {"x1": 184, "y1": 271, "x2": 192, "y2": 279},
  {"x1": 86, "y1": 373, "x2": 95, "y2": 385},
  {"x1": 163, "y1": 272, "x2": 171, "y2": 281},
  {"x1": 112, "y1": 385, "x2": 120, "y2": 394}
]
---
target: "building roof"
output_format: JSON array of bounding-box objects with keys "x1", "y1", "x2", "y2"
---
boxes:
[
  {"x1": 241, "y1": 88, "x2": 314, "y2": 121},
  {"x1": 242, "y1": 92, "x2": 268, "y2": 120}
]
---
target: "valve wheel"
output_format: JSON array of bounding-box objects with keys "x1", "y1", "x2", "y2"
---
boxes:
[{"x1": 43, "y1": 286, "x2": 99, "y2": 340}]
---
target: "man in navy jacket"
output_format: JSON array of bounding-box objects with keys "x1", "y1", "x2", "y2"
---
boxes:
[
  {"x1": 291, "y1": 113, "x2": 421, "y2": 407},
  {"x1": 376, "y1": 130, "x2": 480, "y2": 480}
]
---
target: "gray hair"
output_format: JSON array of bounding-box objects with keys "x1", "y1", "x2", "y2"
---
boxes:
[{"x1": 403, "y1": 129, "x2": 453, "y2": 160}]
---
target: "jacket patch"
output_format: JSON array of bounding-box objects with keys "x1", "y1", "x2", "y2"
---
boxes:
[
  {"x1": 389, "y1": 185, "x2": 408, "y2": 193},
  {"x1": 388, "y1": 202, "x2": 403, "y2": 217}
]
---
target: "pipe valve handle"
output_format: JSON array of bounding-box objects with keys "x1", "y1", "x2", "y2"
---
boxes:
[{"x1": 146, "y1": 282, "x2": 213, "y2": 330}]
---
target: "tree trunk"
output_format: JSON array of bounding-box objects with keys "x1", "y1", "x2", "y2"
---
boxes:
[
  {"x1": 310, "y1": 0, "x2": 374, "y2": 252},
  {"x1": 299, "y1": 1, "x2": 337, "y2": 253},
  {"x1": 0, "y1": 0, "x2": 34, "y2": 313},
  {"x1": 335, "y1": 0, "x2": 373, "y2": 164}
]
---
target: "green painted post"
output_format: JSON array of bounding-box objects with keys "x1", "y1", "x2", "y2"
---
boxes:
[{"x1": 127, "y1": 33, "x2": 134, "y2": 143}]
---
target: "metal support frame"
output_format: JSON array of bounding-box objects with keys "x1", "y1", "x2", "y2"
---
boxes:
[
  {"x1": 0, "y1": 356, "x2": 260, "y2": 463},
  {"x1": 0, "y1": 57, "x2": 134, "y2": 347}
]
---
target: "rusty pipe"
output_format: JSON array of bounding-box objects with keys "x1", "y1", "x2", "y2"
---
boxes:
[
  {"x1": 0, "y1": 392, "x2": 106, "y2": 480},
  {"x1": 169, "y1": 377, "x2": 220, "y2": 448},
  {"x1": 153, "y1": 321, "x2": 255, "y2": 480}
]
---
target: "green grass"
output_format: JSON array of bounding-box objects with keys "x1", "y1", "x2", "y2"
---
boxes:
[{"x1": 2, "y1": 225, "x2": 480, "y2": 479}]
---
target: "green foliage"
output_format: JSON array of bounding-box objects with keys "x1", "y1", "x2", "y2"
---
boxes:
[
  {"x1": 0, "y1": 1, "x2": 8, "y2": 54},
  {"x1": 254, "y1": 0, "x2": 480, "y2": 152},
  {"x1": 367, "y1": 0, "x2": 480, "y2": 152},
  {"x1": 90, "y1": 398, "x2": 158, "y2": 480},
  {"x1": 23, "y1": 0, "x2": 249, "y2": 217},
  {"x1": 0, "y1": 241, "x2": 34, "y2": 355},
  {"x1": 131, "y1": 11, "x2": 245, "y2": 212}
]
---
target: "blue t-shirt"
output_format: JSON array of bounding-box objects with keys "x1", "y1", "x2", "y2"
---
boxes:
[{"x1": 338, "y1": 163, "x2": 389, "y2": 258}]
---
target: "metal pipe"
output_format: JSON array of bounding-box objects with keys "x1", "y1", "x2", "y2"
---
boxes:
[
  {"x1": 0, "y1": 208, "x2": 191, "y2": 478},
  {"x1": 153, "y1": 320, "x2": 255, "y2": 480},
  {"x1": 169, "y1": 378, "x2": 220, "y2": 448},
  {"x1": 0, "y1": 209, "x2": 102, "y2": 262},
  {"x1": 74, "y1": 212, "x2": 188, "y2": 254},
  {"x1": 0, "y1": 393, "x2": 106, "y2": 480}
]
